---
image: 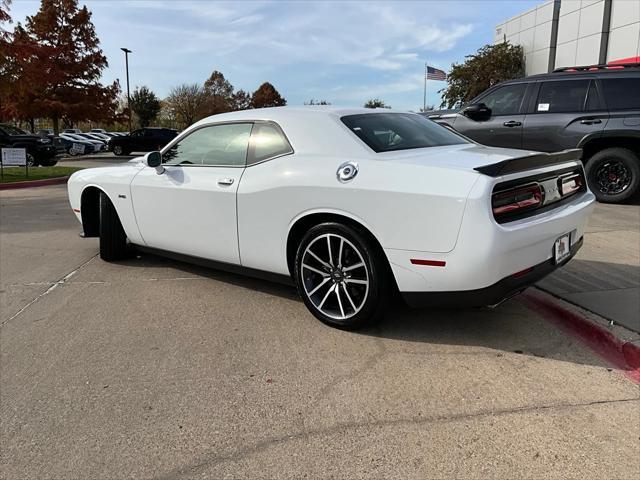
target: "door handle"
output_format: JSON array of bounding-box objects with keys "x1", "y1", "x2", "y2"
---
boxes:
[
  {"x1": 217, "y1": 178, "x2": 234, "y2": 186},
  {"x1": 580, "y1": 118, "x2": 602, "y2": 125},
  {"x1": 503, "y1": 120, "x2": 522, "y2": 127}
]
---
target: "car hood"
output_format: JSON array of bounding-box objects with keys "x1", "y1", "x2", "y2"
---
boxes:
[
  {"x1": 377, "y1": 143, "x2": 544, "y2": 173},
  {"x1": 7, "y1": 134, "x2": 42, "y2": 142}
]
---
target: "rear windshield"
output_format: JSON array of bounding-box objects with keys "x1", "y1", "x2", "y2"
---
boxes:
[{"x1": 341, "y1": 113, "x2": 467, "y2": 153}]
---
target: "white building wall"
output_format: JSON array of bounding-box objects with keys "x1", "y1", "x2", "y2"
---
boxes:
[
  {"x1": 607, "y1": 0, "x2": 640, "y2": 61},
  {"x1": 495, "y1": 0, "x2": 640, "y2": 75},
  {"x1": 494, "y1": 0, "x2": 557, "y2": 75}
]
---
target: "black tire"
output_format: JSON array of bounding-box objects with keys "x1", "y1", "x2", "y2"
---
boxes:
[
  {"x1": 39, "y1": 159, "x2": 58, "y2": 167},
  {"x1": 99, "y1": 192, "x2": 128, "y2": 261},
  {"x1": 585, "y1": 148, "x2": 640, "y2": 203},
  {"x1": 294, "y1": 222, "x2": 389, "y2": 330}
]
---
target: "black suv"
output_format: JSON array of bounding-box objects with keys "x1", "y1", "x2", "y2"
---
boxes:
[
  {"x1": 109, "y1": 127, "x2": 178, "y2": 156},
  {"x1": 429, "y1": 64, "x2": 640, "y2": 203},
  {"x1": 0, "y1": 124, "x2": 58, "y2": 166}
]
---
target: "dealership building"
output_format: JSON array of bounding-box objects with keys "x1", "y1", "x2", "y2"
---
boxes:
[{"x1": 494, "y1": 0, "x2": 640, "y2": 75}]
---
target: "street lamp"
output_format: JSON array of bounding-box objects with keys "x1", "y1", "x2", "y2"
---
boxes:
[{"x1": 121, "y1": 47, "x2": 132, "y2": 133}]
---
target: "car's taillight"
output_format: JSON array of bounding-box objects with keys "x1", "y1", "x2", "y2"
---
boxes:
[
  {"x1": 492, "y1": 183, "x2": 542, "y2": 219},
  {"x1": 559, "y1": 173, "x2": 583, "y2": 196}
]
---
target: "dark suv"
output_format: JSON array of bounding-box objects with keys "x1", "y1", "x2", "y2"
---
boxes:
[
  {"x1": 109, "y1": 127, "x2": 178, "y2": 156},
  {"x1": 430, "y1": 64, "x2": 640, "y2": 203},
  {"x1": 0, "y1": 124, "x2": 58, "y2": 166}
]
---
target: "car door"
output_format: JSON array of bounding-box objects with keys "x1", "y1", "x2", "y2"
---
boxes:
[
  {"x1": 453, "y1": 82, "x2": 529, "y2": 149},
  {"x1": 522, "y1": 79, "x2": 608, "y2": 152},
  {"x1": 130, "y1": 122, "x2": 253, "y2": 263}
]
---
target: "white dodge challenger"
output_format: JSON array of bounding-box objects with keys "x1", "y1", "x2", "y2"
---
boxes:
[{"x1": 68, "y1": 107, "x2": 595, "y2": 329}]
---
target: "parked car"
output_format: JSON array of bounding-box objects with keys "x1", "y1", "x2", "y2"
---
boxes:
[
  {"x1": 0, "y1": 124, "x2": 58, "y2": 166},
  {"x1": 58, "y1": 134, "x2": 99, "y2": 155},
  {"x1": 429, "y1": 63, "x2": 640, "y2": 203},
  {"x1": 78, "y1": 132, "x2": 109, "y2": 143},
  {"x1": 108, "y1": 127, "x2": 178, "y2": 155},
  {"x1": 60, "y1": 133, "x2": 105, "y2": 152},
  {"x1": 63, "y1": 128, "x2": 82, "y2": 135},
  {"x1": 68, "y1": 108, "x2": 594, "y2": 329}
]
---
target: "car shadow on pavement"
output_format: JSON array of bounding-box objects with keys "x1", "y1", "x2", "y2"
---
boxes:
[{"x1": 121, "y1": 250, "x2": 614, "y2": 370}]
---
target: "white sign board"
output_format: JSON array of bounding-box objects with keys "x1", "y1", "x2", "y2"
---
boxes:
[
  {"x1": 1, "y1": 148, "x2": 27, "y2": 166},
  {"x1": 70, "y1": 143, "x2": 86, "y2": 155}
]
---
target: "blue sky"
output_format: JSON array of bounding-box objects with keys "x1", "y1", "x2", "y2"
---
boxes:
[{"x1": 8, "y1": 0, "x2": 540, "y2": 110}]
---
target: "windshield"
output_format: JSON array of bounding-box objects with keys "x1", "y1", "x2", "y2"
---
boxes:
[
  {"x1": 0, "y1": 125, "x2": 28, "y2": 135},
  {"x1": 341, "y1": 113, "x2": 467, "y2": 153}
]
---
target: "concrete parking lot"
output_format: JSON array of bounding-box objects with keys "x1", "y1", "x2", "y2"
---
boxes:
[{"x1": 1, "y1": 185, "x2": 639, "y2": 479}]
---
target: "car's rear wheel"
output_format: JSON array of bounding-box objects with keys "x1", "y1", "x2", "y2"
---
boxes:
[
  {"x1": 294, "y1": 222, "x2": 389, "y2": 330},
  {"x1": 113, "y1": 145, "x2": 125, "y2": 156},
  {"x1": 585, "y1": 148, "x2": 640, "y2": 203},
  {"x1": 99, "y1": 192, "x2": 128, "y2": 261}
]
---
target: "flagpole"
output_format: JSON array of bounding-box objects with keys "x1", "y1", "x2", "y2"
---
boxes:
[{"x1": 423, "y1": 62, "x2": 427, "y2": 112}]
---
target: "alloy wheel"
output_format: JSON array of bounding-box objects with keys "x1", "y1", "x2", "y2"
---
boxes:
[
  {"x1": 300, "y1": 233, "x2": 369, "y2": 320},
  {"x1": 595, "y1": 161, "x2": 631, "y2": 195}
]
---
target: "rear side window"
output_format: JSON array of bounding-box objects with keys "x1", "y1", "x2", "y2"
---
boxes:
[
  {"x1": 601, "y1": 78, "x2": 640, "y2": 111},
  {"x1": 341, "y1": 113, "x2": 467, "y2": 153},
  {"x1": 535, "y1": 80, "x2": 590, "y2": 113},
  {"x1": 247, "y1": 123, "x2": 293, "y2": 165},
  {"x1": 479, "y1": 83, "x2": 527, "y2": 116}
]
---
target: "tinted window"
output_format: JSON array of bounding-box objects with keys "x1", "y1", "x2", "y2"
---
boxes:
[
  {"x1": 163, "y1": 123, "x2": 252, "y2": 166},
  {"x1": 0, "y1": 125, "x2": 27, "y2": 135},
  {"x1": 341, "y1": 113, "x2": 467, "y2": 153},
  {"x1": 536, "y1": 80, "x2": 589, "y2": 113},
  {"x1": 601, "y1": 78, "x2": 640, "y2": 110},
  {"x1": 247, "y1": 123, "x2": 293, "y2": 165},
  {"x1": 585, "y1": 81, "x2": 600, "y2": 111},
  {"x1": 480, "y1": 84, "x2": 527, "y2": 116}
]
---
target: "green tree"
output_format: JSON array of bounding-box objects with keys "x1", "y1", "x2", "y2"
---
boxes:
[
  {"x1": 363, "y1": 98, "x2": 390, "y2": 108},
  {"x1": 231, "y1": 89, "x2": 251, "y2": 111},
  {"x1": 203, "y1": 70, "x2": 235, "y2": 115},
  {"x1": 165, "y1": 83, "x2": 206, "y2": 128},
  {"x1": 305, "y1": 99, "x2": 331, "y2": 105},
  {"x1": 251, "y1": 82, "x2": 286, "y2": 109},
  {"x1": 1, "y1": 0, "x2": 119, "y2": 132},
  {"x1": 130, "y1": 85, "x2": 161, "y2": 128},
  {"x1": 441, "y1": 42, "x2": 524, "y2": 108}
]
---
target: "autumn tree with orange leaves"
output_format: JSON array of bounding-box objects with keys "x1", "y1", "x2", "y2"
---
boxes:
[{"x1": 0, "y1": 0, "x2": 119, "y2": 132}]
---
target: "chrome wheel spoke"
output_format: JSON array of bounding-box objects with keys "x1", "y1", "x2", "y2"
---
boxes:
[
  {"x1": 307, "y1": 249, "x2": 331, "y2": 269},
  {"x1": 308, "y1": 277, "x2": 331, "y2": 296},
  {"x1": 342, "y1": 284, "x2": 357, "y2": 311},
  {"x1": 345, "y1": 278, "x2": 367, "y2": 285},
  {"x1": 337, "y1": 238, "x2": 344, "y2": 268},
  {"x1": 343, "y1": 262, "x2": 364, "y2": 272},
  {"x1": 327, "y1": 236, "x2": 333, "y2": 266},
  {"x1": 303, "y1": 263, "x2": 328, "y2": 277},
  {"x1": 335, "y1": 287, "x2": 345, "y2": 318},
  {"x1": 318, "y1": 284, "x2": 335, "y2": 310}
]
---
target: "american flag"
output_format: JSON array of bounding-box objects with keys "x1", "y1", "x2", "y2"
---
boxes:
[{"x1": 426, "y1": 65, "x2": 446, "y2": 81}]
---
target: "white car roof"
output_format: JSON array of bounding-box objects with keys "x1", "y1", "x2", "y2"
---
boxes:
[{"x1": 190, "y1": 106, "x2": 411, "y2": 157}]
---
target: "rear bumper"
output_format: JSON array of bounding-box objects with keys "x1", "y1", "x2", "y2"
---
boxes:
[{"x1": 402, "y1": 236, "x2": 583, "y2": 308}]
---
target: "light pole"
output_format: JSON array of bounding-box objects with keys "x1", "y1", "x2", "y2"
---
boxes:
[{"x1": 121, "y1": 47, "x2": 132, "y2": 132}]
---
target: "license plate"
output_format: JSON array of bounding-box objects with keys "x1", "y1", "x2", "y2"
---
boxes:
[{"x1": 554, "y1": 234, "x2": 571, "y2": 264}]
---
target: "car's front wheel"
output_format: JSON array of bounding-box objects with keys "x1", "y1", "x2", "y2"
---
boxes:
[
  {"x1": 113, "y1": 145, "x2": 126, "y2": 156},
  {"x1": 294, "y1": 222, "x2": 389, "y2": 330},
  {"x1": 585, "y1": 148, "x2": 640, "y2": 203},
  {"x1": 99, "y1": 192, "x2": 128, "y2": 261}
]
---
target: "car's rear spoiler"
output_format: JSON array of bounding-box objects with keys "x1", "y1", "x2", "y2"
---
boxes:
[{"x1": 474, "y1": 149, "x2": 582, "y2": 177}]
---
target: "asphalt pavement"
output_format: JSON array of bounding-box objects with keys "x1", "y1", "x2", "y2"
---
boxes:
[{"x1": 1, "y1": 185, "x2": 639, "y2": 479}]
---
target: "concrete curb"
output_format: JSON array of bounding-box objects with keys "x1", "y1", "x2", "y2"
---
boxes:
[
  {"x1": 0, "y1": 176, "x2": 69, "y2": 190},
  {"x1": 521, "y1": 289, "x2": 640, "y2": 383}
]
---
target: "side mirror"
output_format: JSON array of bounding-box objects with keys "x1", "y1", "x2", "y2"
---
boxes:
[
  {"x1": 144, "y1": 151, "x2": 164, "y2": 175},
  {"x1": 462, "y1": 103, "x2": 492, "y2": 121}
]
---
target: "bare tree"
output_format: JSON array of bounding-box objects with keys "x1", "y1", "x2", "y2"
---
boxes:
[{"x1": 165, "y1": 83, "x2": 206, "y2": 128}]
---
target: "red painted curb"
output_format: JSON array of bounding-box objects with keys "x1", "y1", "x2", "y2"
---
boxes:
[
  {"x1": 521, "y1": 289, "x2": 640, "y2": 383},
  {"x1": 0, "y1": 176, "x2": 69, "y2": 190}
]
